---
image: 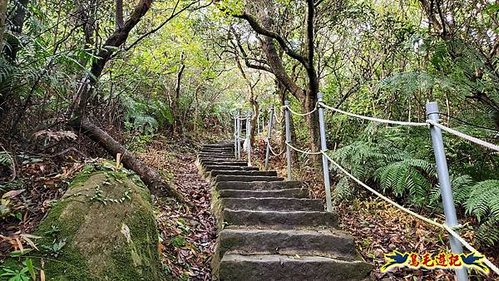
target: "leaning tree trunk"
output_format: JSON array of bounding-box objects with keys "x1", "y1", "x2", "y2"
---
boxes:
[
  {"x1": 72, "y1": 117, "x2": 189, "y2": 205},
  {"x1": 69, "y1": 0, "x2": 188, "y2": 205}
]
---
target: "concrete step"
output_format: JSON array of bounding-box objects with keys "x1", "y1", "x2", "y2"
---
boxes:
[
  {"x1": 215, "y1": 175, "x2": 284, "y2": 182},
  {"x1": 204, "y1": 165, "x2": 258, "y2": 171},
  {"x1": 218, "y1": 188, "x2": 308, "y2": 199},
  {"x1": 203, "y1": 143, "x2": 233, "y2": 148},
  {"x1": 200, "y1": 161, "x2": 248, "y2": 167},
  {"x1": 222, "y1": 198, "x2": 323, "y2": 211},
  {"x1": 217, "y1": 228, "x2": 358, "y2": 260},
  {"x1": 218, "y1": 254, "x2": 372, "y2": 281},
  {"x1": 210, "y1": 170, "x2": 278, "y2": 178},
  {"x1": 201, "y1": 148, "x2": 233, "y2": 153},
  {"x1": 216, "y1": 181, "x2": 301, "y2": 190},
  {"x1": 198, "y1": 153, "x2": 234, "y2": 158},
  {"x1": 222, "y1": 209, "x2": 337, "y2": 228},
  {"x1": 202, "y1": 145, "x2": 233, "y2": 149},
  {"x1": 201, "y1": 151, "x2": 233, "y2": 155}
]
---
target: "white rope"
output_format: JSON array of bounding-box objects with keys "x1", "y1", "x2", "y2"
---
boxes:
[
  {"x1": 264, "y1": 137, "x2": 285, "y2": 156},
  {"x1": 234, "y1": 116, "x2": 250, "y2": 121},
  {"x1": 286, "y1": 142, "x2": 323, "y2": 155},
  {"x1": 322, "y1": 152, "x2": 442, "y2": 228},
  {"x1": 319, "y1": 102, "x2": 428, "y2": 127},
  {"x1": 427, "y1": 120, "x2": 499, "y2": 152},
  {"x1": 285, "y1": 105, "x2": 318, "y2": 117},
  {"x1": 322, "y1": 151, "x2": 499, "y2": 276},
  {"x1": 443, "y1": 224, "x2": 499, "y2": 275}
]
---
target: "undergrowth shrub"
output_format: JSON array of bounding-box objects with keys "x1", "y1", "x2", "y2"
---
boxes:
[{"x1": 329, "y1": 125, "x2": 499, "y2": 246}]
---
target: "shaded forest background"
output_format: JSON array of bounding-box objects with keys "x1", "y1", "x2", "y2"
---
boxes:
[{"x1": 0, "y1": 0, "x2": 498, "y2": 279}]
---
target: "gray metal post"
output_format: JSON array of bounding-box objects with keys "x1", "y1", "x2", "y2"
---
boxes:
[
  {"x1": 265, "y1": 107, "x2": 275, "y2": 170},
  {"x1": 318, "y1": 93, "x2": 333, "y2": 212},
  {"x1": 426, "y1": 102, "x2": 468, "y2": 281},
  {"x1": 284, "y1": 100, "x2": 292, "y2": 181},
  {"x1": 236, "y1": 110, "x2": 241, "y2": 159},
  {"x1": 247, "y1": 112, "x2": 252, "y2": 166},
  {"x1": 234, "y1": 115, "x2": 237, "y2": 158}
]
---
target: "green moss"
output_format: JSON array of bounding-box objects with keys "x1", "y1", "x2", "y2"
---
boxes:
[
  {"x1": 26, "y1": 170, "x2": 162, "y2": 280},
  {"x1": 211, "y1": 189, "x2": 226, "y2": 231}
]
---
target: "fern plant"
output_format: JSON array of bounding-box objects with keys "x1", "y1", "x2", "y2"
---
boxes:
[
  {"x1": 0, "y1": 151, "x2": 13, "y2": 169},
  {"x1": 375, "y1": 158, "x2": 435, "y2": 208},
  {"x1": 464, "y1": 180, "x2": 499, "y2": 247},
  {"x1": 465, "y1": 180, "x2": 499, "y2": 222}
]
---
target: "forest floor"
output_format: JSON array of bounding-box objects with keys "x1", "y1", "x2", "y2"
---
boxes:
[
  {"x1": 1, "y1": 135, "x2": 498, "y2": 280},
  {"x1": 136, "y1": 138, "x2": 216, "y2": 280},
  {"x1": 0, "y1": 135, "x2": 218, "y2": 281}
]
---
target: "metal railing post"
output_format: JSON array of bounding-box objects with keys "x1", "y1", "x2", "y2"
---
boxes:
[
  {"x1": 318, "y1": 93, "x2": 333, "y2": 212},
  {"x1": 247, "y1": 112, "x2": 252, "y2": 166},
  {"x1": 265, "y1": 107, "x2": 275, "y2": 170},
  {"x1": 426, "y1": 102, "x2": 468, "y2": 281},
  {"x1": 234, "y1": 115, "x2": 237, "y2": 158},
  {"x1": 284, "y1": 100, "x2": 292, "y2": 181},
  {"x1": 236, "y1": 109, "x2": 241, "y2": 159}
]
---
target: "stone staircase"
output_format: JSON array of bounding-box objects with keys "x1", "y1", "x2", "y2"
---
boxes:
[{"x1": 197, "y1": 142, "x2": 372, "y2": 281}]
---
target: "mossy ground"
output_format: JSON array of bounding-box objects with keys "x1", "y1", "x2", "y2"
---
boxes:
[{"x1": 6, "y1": 167, "x2": 164, "y2": 280}]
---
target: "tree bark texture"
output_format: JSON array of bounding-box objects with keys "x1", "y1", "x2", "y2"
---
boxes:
[
  {"x1": 69, "y1": 0, "x2": 188, "y2": 205},
  {"x1": 73, "y1": 0, "x2": 153, "y2": 117},
  {"x1": 72, "y1": 117, "x2": 189, "y2": 205},
  {"x1": 0, "y1": 0, "x2": 6, "y2": 48}
]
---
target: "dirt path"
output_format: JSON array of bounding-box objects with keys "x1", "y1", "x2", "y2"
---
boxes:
[{"x1": 138, "y1": 140, "x2": 216, "y2": 280}]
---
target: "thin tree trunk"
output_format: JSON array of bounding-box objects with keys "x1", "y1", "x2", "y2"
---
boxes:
[
  {"x1": 116, "y1": 0, "x2": 124, "y2": 30},
  {"x1": 0, "y1": 0, "x2": 6, "y2": 48},
  {"x1": 304, "y1": 90, "x2": 320, "y2": 164},
  {"x1": 72, "y1": 117, "x2": 189, "y2": 205},
  {"x1": 5, "y1": 0, "x2": 29, "y2": 61},
  {"x1": 173, "y1": 52, "x2": 186, "y2": 136},
  {"x1": 68, "y1": 0, "x2": 187, "y2": 204},
  {"x1": 250, "y1": 99, "x2": 259, "y2": 146}
]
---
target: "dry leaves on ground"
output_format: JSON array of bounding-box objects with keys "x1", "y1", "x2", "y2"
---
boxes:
[{"x1": 138, "y1": 142, "x2": 216, "y2": 281}]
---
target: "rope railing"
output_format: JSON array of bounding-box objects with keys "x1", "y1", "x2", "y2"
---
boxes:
[
  {"x1": 318, "y1": 101, "x2": 429, "y2": 127},
  {"x1": 285, "y1": 141, "x2": 323, "y2": 155},
  {"x1": 264, "y1": 137, "x2": 285, "y2": 157},
  {"x1": 238, "y1": 95, "x2": 499, "y2": 279},
  {"x1": 283, "y1": 104, "x2": 318, "y2": 117},
  {"x1": 322, "y1": 151, "x2": 499, "y2": 276},
  {"x1": 317, "y1": 101, "x2": 498, "y2": 152},
  {"x1": 427, "y1": 120, "x2": 499, "y2": 152}
]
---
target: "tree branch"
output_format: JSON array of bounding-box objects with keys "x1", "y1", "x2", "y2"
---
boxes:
[{"x1": 233, "y1": 12, "x2": 309, "y2": 67}]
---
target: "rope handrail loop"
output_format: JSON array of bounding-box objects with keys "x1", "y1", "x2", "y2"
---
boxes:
[
  {"x1": 264, "y1": 137, "x2": 285, "y2": 156},
  {"x1": 318, "y1": 101, "x2": 428, "y2": 127},
  {"x1": 427, "y1": 120, "x2": 499, "y2": 152},
  {"x1": 284, "y1": 102, "x2": 319, "y2": 117},
  {"x1": 285, "y1": 141, "x2": 323, "y2": 155},
  {"x1": 234, "y1": 116, "x2": 250, "y2": 121},
  {"x1": 322, "y1": 151, "x2": 499, "y2": 276}
]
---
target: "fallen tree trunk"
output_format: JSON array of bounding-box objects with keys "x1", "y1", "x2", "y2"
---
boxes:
[{"x1": 71, "y1": 117, "x2": 189, "y2": 205}]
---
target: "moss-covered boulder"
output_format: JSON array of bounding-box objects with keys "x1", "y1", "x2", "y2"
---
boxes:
[{"x1": 33, "y1": 169, "x2": 163, "y2": 280}]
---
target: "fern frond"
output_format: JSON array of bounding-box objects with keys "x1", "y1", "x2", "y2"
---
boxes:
[
  {"x1": 375, "y1": 158, "x2": 435, "y2": 207},
  {"x1": 0, "y1": 151, "x2": 12, "y2": 168},
  {"x1": 475, "y1": 217, "x2": 499, "y2": 247},
  {"x1": 333, "y1": 177, "x2": 355, "y2": 202},
  {"x1": 465, "y1": 180, "x2": 499, "y2": 222}
]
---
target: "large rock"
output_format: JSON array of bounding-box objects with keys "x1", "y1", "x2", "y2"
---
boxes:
[{"x1": 32, "y1": 169, "x2": 163, "y2": 280}]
